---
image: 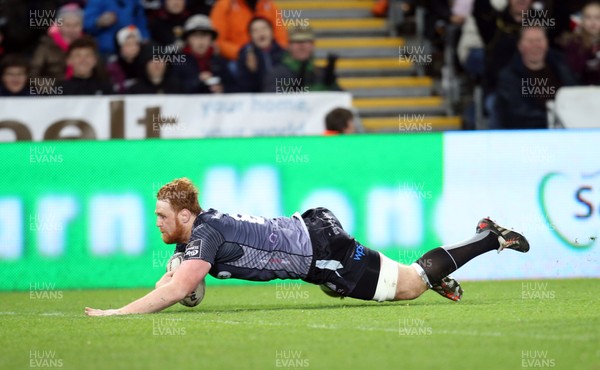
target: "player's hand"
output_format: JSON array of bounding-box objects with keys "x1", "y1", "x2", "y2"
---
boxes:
[
  {"x1": 84, "y1": 307, "x2": 122, "y2": 316},
  {"x1": 155, "y1": 270, "x2": 175, "y2": 289}
]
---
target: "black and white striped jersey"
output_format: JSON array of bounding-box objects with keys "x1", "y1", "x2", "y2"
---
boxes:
[{"x1": 176, "y1": 209, "x2": 313, "y2": 281}]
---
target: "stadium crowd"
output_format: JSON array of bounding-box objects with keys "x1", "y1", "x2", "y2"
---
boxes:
[
  {"x1": 0, "y1": 0, "x2": 339, "y2": 97},
  {"x1": 0, "y1": 0, "x2": 599, "y2": 130},
  {"x1": 408, "y1": 0, "x2": 600, "y2": 129}
]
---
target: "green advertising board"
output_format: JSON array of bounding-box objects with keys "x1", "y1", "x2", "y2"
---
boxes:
[{"x1": 0, "y1": 134, "x2": 443, "y2": 290}]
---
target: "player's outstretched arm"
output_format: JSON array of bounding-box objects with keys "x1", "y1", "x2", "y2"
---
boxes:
[{"x1": 85, "y1": 260, "x2": 210, "y2": 316}]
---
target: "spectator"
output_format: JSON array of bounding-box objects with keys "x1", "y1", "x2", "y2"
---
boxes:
[
  {"x1": 61, "y1": 36, "x2": 113, "y2": 95},
  {"x1": 457, "y1": 0, "x2": 507, "y2": 78},
  {"x1": 236, "y1": 17, "x2": 285, "y2": 92},
  {"x1": 188, "y1": 0, "x2": 217, "y2": 15},
  {"x1": 423, "y1": 0, "x2": 453, "y2": 46},
  {"x1": 106, "y1": 25, "x2": 145, "y2": 93},
  {"x1": 0, "y1": 0, "x2": 61, "y2": 56},
  {"x1": 30, "y1": 3, "x2": 84, "y2": 81},
  {"x1": 141, "y1": 0, "x2": 163, "y2": 15},
  {"x1": 126, "y1": 46, "x2": 182, "y2": 94},
  {"x1": 0, "y1": 30, "x2": 4, "y2": 64},
  {"x1": 210, "y1": 0, "x2": 288, "y2": 61},
  {"x1": 148, "y1": 0, "x2": 191, "y2": 48},
  {"x1": 495, "y1": 27, "x2": 576, "y2": 129},
  {"x1": 324, "y1": 108, "x2": 355, "y2": 135},
  {"x1": 452, "y1": 0, "x2": 474, "y2": 25},
  {"x1": 456, "y1": 0, "x2": 505, "y2": 130},
  {"x1": 83, "y1": 0, "x2": 150, "y2": 56},
  {"x1": 562, "y1": 0, "x2": 600, "y2": 85},
  {"x1": 415, "y1": 0, "x2": 474, "y2": 76},
  {"x1": 474, "y1": 0, "x2": 532, "y2": 92},
  {"x1": 552, "y1": 0, "x2": 588, "y2": 40},
  {"x1": 0, "y1": 54, "x2": 30, "y2": 96},
  {"x1": 372, "y1": 0, "x2": 389, "y2": 18},
  {"x1": 474, "y1": 0, "x2": 542, "y2": 127},
  {"x1": 263, "y1": 26, "x2": 341, "y2": 93},
  {"x1": 176, "y1": 14, "x2": 237, "y2": 93}
]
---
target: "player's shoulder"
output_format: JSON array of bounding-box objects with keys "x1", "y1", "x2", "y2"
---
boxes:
[
  {"x1": 190, "y1": 208, "x2": 232, "y2": 236},
  {"x1": 197, "y1": 208, "x2": 227, "y2": 227},
  {"x1": 200, "y1": 208, "x2": 272, "y2": 225}
]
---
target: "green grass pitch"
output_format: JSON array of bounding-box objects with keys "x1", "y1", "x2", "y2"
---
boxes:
[{"x1": 1, "y1": 279, "x2": 599, "y2": 370}]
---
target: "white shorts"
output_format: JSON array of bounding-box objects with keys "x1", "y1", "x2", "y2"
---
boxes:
[{"x1": 372, "y1": 253, "x2": 399, "y2": 302}]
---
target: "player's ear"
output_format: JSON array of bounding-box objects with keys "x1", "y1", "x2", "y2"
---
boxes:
[{"x1": 178, "y1": 208, "x2": 192, "y2": 224}]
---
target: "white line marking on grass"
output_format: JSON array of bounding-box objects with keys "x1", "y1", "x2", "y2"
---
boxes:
[
  {"x1": 205, "y1": 319, "x2": 242, "y2": 325},
  {"x1": 436, "y1": 329, "x2": 503, "y2": 337},
  {"x1": 201, "y1": 318, "x2": 593, "y2": 341},
  {"x1": 0, "y1": 312, "x2": 16, "y2": 315}
]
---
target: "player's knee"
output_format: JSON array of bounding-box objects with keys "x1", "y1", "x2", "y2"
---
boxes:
[
  {"x1": 393, "y1": 265, "x2": 427, "y2": 301},
  {"x1": 394, "y1": 286, "x2": 423, "y2": 300},
  {"x1": 368, "y1": 255, "x2": 427, "y2": 302}
]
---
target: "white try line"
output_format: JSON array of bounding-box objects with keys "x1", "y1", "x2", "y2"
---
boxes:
[
  {"x1": 4, "y1": 312, "x2": 594, "y2": 342},
  {"x1": 198, "y1": 318, "x2": 594, "y2": 342}
]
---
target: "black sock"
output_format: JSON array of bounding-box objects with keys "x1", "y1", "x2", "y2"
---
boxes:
[{"x1": 414, "y1": 231, "x2": 499, "y2": 285}]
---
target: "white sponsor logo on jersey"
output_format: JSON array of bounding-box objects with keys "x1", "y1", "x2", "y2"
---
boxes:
[{"x1": 185, "y1": 248, "x2": 199, "y2": 257}]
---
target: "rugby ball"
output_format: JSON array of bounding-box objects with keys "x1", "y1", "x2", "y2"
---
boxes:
[{"x1": 166, "y1": 252, "x2": 206, "y2": 307}]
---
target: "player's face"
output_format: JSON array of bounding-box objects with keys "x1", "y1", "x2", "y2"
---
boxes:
[{"x1": 155, "y1": 200, "x2": 185, "y2": 244}]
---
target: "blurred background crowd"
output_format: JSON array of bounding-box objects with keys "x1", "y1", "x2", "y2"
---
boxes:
[{"x1": 0, "y1": 0, "x2": 598, "y2": 130}]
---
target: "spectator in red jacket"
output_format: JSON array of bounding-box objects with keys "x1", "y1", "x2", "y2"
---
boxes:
[{"x1": 562, "y1": 1, "x2": 600, "y2": 85}]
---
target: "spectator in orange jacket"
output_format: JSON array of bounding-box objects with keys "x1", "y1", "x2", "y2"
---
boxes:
[{"x1": 210, "y1": 0, "x2": 288, "y2": 61}]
